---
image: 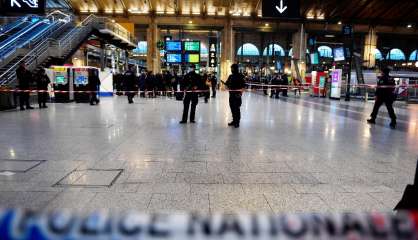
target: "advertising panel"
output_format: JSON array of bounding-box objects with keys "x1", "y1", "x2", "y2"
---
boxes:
[
  {"x1": 330, "y1": 69, "x2": 343, "y2": 99},
  {"x1": 0, "y1": 0, "x2": 45, "y2": 14}
]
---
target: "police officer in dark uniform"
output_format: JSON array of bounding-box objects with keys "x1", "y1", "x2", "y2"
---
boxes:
[
  {"x1": 367, "y1": 67, "x2": 397, "y2": 129},
  {"x1": 124, "y1": 66, "x2": 138, "y2": 104},
  {"x1": 180, "y1": 65, "x2": 201, "y2": 124},
  {"x1": 225, "y1": 64, "x2": 246, "y2": 128},
  {"x1": 35, "y1": 68, "x2": 50, "y2": 108},
  {"x1": 88, "y1": 69, "x2": 101, "y2": 105},
  {"x1": 16, "y1": 61, "x2": 34, "y2": 110}
]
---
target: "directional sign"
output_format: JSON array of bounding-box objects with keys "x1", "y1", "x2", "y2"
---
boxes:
[
  {"x1": 262, "y1": 0, "x2": 300, "y2": 19},
  {"x1": 0, "y1": 0, "x2": 45, "y2": 14}
]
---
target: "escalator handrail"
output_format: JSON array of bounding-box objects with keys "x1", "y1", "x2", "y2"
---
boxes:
[
  {"x1": 0, "y1": 17, "x2": 27, "y2": 34},
  {"x1": 0, "y1": 20, "x2": 46, "y2": 52}
]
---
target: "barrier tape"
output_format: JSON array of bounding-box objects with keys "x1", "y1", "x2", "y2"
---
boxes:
[
  {"x1": 0, "y1": 209, "x2": 417, "y2": 240},
  {"x1": 0, "y1": 83, "x2": 416, "y2": 94}
]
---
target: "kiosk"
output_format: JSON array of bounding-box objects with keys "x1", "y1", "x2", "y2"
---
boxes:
[
  {"x1": 52, "y1": 66, "x2": 73, "y2": 102},
  {"x1": 73, "y1": 67, "x2": 93, "y2": 103}
]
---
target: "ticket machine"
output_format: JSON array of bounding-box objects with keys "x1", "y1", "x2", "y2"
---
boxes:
[
  {"x1": 52, "y1": 66, "x2": 73, "y2": 102},
  {"x1": 73, "y1": 67, "x2": 91, "y2": 103}
]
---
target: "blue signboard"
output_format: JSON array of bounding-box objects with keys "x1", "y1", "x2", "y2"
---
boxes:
[{"x1": 165, "y1": 41, "x2": 182, "y2": 51}]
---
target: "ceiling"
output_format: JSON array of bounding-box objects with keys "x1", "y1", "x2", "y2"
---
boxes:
[{"x1": 69, "y1": 0, "x2": 418, "y2": 26}]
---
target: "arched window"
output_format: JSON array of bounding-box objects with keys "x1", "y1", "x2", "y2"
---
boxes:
[
  {"x1": 133, "y1": 41, "x2": 147, "y2": 55},
  {"x1": 237, "y1": 43, "x2": 260, "y2": 56},
  {"x1": 374, "y1": 49, "x2": 383, "y2": 60},
  {"x1": 318, "y1": 46, "x2": 333, "y2": 58},
  {"x1": 288, "y1": 48, "x2": 310, "y2": 57},
  {"x1": 262, "y1": 44, "x2": 285, "y2": 56},
  {"x1": 409, "y1": 50, "x2": 418, "y2": 61},
  {"x1": 386, "y1": 48, "x2": 406, "y2": 61}
]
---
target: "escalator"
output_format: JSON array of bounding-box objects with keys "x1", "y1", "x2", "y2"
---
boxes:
[
  {"x1": 0, "y1": 19, "x2": 60, "y2": 61},
  {"x1": 0, "y1": 18, "x2": 32, "y2": 44}
]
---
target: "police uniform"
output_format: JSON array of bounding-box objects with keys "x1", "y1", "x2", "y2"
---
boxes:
[
  {"x1": 124, "y1": 69, "x2": 137, "y2": 104},
  {"x1": 225, "y1": 72, "x2": 246, "y2": 128},
  {"x1": 369, "y1": 73, "x2": 397, "y2": 128},
  {"x1": 16, "y1": 65, "x2": 33, "y2": 110},
  {"x1": 180, "y1": 70, "x2": 201, "y2": 123}
]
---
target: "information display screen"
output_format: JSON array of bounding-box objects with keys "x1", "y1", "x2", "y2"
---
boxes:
[
  {"x1": 184, "y1": 41, "x2": 200, "y2": 52},
  {"x1": 167, "y1": 53, "x2": 182, "y2": 63},
  {"x1": 185, "y1": 54, "x2": 200, "y2": 63},
  {"x1": 55, "y1": 76, "x2": 66, "y2": 84},
  {"x1": 165, "y1": 41, "x2": 182, "y2": 51},
  {"x1": 73, "y1": 68, "x2": 89, "y2": 85},
  {"x1": 310, "y1": 53, "x2": 319, "y2": 65},
  {"x1": 333, "y1": 47, "x2": 345, "y2": 61}
]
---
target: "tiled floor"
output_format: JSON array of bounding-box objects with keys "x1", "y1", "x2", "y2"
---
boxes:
[{"x1": 0, "y1": 92, "x2": 417, "y2": 214}]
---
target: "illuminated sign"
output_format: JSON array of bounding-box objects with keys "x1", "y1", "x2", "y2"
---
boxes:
[
  {"x1": 333, "y1": 47, "x2": 345, "y2": 62},
  {"x1": 262, "y1": 0, "x2": 300, "y2": 19},
  {"x1": 185, "y1": 54, "x2": 200, "y2": 63},
  {"x1": 208, "y1": 37, "x2": 217, "y2": 68},
  {"x1": 0, "y1": 0, "x2": 45, "y2": 14},
  {"x1": 166, "y1": 53, "x2": 182, "y2": 63},
  {"x1": 165, "y1": 41, "x2": 182, "y2": 51},
  {"x1": 330, "y1": 69, "x2": 343, "y2": 99},
  {"x1": 184, "y1": 41, "x2": 200, "y2": 52}
]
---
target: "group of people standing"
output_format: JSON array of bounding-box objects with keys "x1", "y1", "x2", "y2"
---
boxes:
[
  {"x1": 16, "y1": 62, "x2": 50, "y2": 110},
  {"x1": 122, "y1": 66, "x2": 218, "y2": 104}
]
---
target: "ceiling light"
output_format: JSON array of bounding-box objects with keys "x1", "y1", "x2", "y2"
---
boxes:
[
  {"x1": 188, "y1": 21, "x2": 193, "y2": 24},
  {"x1": 407, "y1": 24, "x2": 412, "y2": 28},
  {"x1": 325, "y1": 34, "x2": 335, "y2": 38},
  {"x1": 265, "y1": 23, "x2": 269, "y2": 27},
  {"x1": 415, "y1": 62, "x2": 418, "y2": 68},
  {"x1": 338, "y1": 21, "x2": 342, "y2": 25}
]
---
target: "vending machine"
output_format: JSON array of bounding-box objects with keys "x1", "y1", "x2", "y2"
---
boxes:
[
  {"x1": 73, "y1": 67, "x2": 90, "y2": 103},
  {"x1": 52, "y1": 66, "x2": 73, "y2": 102}
]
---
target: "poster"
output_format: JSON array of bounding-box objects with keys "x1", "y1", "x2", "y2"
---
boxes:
[{"x1": 330, "y1": 69, "x2": 342, "y2": 99}]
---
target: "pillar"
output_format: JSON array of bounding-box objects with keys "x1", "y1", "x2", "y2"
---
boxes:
[
  {"x1": 100, "y1": 41, "x2": 105, "y2": 71},
  {"x1": 125, "y1": 50, "x2": 129, "y2": 70},
  {"x1": 147, "y1": 19, "x2": 160, "y2": 73},
  {"x1": 363, "y1": 26, "x2": 377, "y2": 68},
  {"x1": 291, "y1": 24, "x2": 307, "y2": 81},
  {"x1": 220, "y1": 18, "x2": 234, "y2": 82}
]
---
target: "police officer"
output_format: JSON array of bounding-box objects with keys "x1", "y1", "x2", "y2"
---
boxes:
[
  {"x1": 180, "y1": 65, "x2": 201, "y2": 124},
  {"x1": 16, "y1": 61, "x2": 34, "y2": 111},
  {"x1": 88, "y1": 69, "x2": 101, "y2": 105},
  {"x1": 35, "y1": 68, "x2": 50, "y2": 108},
  {"x1": 367, "y1": 67, "x2": 397, "y2": 129},
  {"x1": 124, "y1": 66, "x2": 138, "y2": 104},
  {"x1": 225, "y1": 64, "x2": 246, "y2": 128},
  {"x1": 210, "y1": 73, "x2": 218, "y2": 98}
]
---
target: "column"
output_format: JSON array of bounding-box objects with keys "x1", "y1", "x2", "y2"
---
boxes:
[
  {"x1": 147, "y1": 19, "x2": 160, "y2": 73},
  {"x1": 220, "y1": 18, "x2": 234, "y2": 82},
  {"x1": 363, "y1": 26, "x2": 377, "y2": 68},
  {"x1": 100, "y1": 41, "x2": 105, "y2": 71},
  {"x1": 290, "y1": 24, "x2": 307, "y2": 81},
  {"x1": 125, "y1": 50, "x2": 129, "y2": 70}
]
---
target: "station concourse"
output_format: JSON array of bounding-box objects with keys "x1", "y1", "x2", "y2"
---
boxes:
[{"x1": 0, "y1": 0, "x2": 418, "y2": 223}]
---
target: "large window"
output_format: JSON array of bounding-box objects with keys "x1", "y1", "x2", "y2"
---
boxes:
[
  {"x1": 374, "y1": 49, "x2": 383, "y2": 60},
  {"x1": 237, "y1": 43, "x2": 260, "y2": 56},
  {"x1": 288, "y1": 48, "x2": 310, "y2": 57},
  {"x1": 318, "y1": 46, "x2": 333, "y2": 58},
  {"x1": 262, "y1": 44, "x2": 285, "y2": 56},
  {"x1": 386, "y1": 48, "x2": 406, "y2": 61},
  {"x1": 409, "y1": 50, "x2": 418, "y2": 61}
]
